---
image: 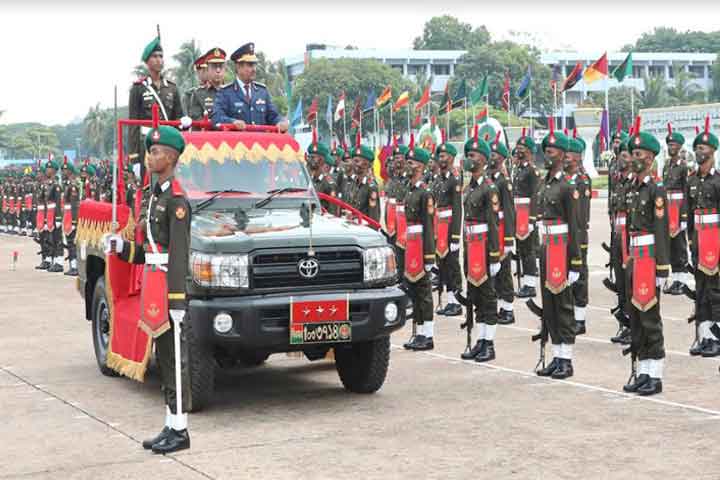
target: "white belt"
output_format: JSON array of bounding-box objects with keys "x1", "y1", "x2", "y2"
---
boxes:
[
  {"x1": 498, "y1": 211, "x2": 504, "y2": 220},
  {"x1": 668, "y1": 192, "x2": 684, "y2": 200},
  {"x1": 64, "y1": 205, "x2": 72, "y2": 210},
  {"x1": 696, "y1": 213, "x2": 719, "y2": 224},
  {"x1": 541, "y1": 223, "x2": 568, "y2": 235},
  {"x1": 438, "y1": 209, "x2": 453, "y2": 219},
  {"x1": 396, "y1": 205, "x2": 405, "y2": 213},
  {"x1": 465, "y1": 223, "x2": 488, "y2": 234},
  {"x1": 406, "y1": 225, "x2": 423, "y2": 234},
  {"x1": 145, "y1": 253, "x2": 169, "y2": 265},
  {"x1": 614, "y1": 217, "x2": 626, "y2": 226},
  {"x1": 46, "y1": 203, "x2": 56, "y2": 209},
  {"x1": 630, "y1": 234, "x2": 654, "y2": 247},
  {"x1": 514, "y1": 197, "x2": 531, "y2": 205}
]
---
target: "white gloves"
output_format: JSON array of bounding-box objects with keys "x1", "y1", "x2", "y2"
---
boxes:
[
  {"x1": 180, "y1": 116, "x2": 193, "y2": 129},
  {"x1": 450, "y1": 242, "x2": 460, "y2": 253},
  {"x1": 527, "y1": 223, "x2": 535, "y2": 233},
  {"x1": 425, "y1": 264, "x2": 434, "y2": 273},
  {"x1": 656, "y1": 277, "x2": 669, "y2": 288},
  {"x1": 505, "y1": 243, "x2": 516, "y2": 256},
  {"x1": 490, "y1": 262, "x2": 501, "y2": 277},
  {"x1": 680, "y1": 221, "x2": 687, "y2": 232},
  {"x1": 568, "y1": 271, "x2": 580, "y2": 285},
  {"x1": 132, "y1": 163, "x2": 142, "y2": 178},
  {"x1": 102, "y1": 233, "x2": 123, "y2": 254},
  {"x1": 170, "y1": 309, "x2": 186, "y2": 325}
]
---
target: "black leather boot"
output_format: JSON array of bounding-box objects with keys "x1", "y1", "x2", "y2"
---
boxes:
[
  {"x1": 435, "y1": 304, "x2": 449, "y2": 315},
  {"x1": 701, "y1": 339, "x2": 720, "y2": 357},
  {"x1": 666, "y1": 281, "x2": 684, "y2": 296},
  {"x1": 475, "y1": 340, "x2": 495, "y2": 363},
  {"x1": 517, "y1": 285, "x2": 536, "y2": 298},
  {"x1": 403, "y1": 332, "x2": 417, "y2": 350},
  {"x1": 64, "y1": 268, "x2": 79, "y2": 276},
  {"x1": 151, "y1": 428, "x2": 190, "y2": 454},
  {"x1": 536, "y1": 358, "x2": 559, "y2": 377},
  {"x1": 461, "y1": 339, "x2": 485, "y2": 360},
  {"x1": 443, "y1": 303, "x2": 463, "y2": 316},
  {"x1": 143, "y1": 426, "x2": 171, "y2": 450},
  {"x1": 623, "y1": 373, "x2": 650, "y2": 393},
  {"x1": 551, "y1": 358, "x2": 574, "y2": 379},
  {"x1": 47, "y1": 263, "x2": 64, "y2": 273},
  {"x1": 497, "y1": 309, "x2": 515, "y2": 325},
  {"x1": 689, "y1": 338, "x2": 707, "y2": 356},
  {"x1": 610, "y1": 327, "x2": 630, "y2": 344},
  {"x1": 411, "y1": 335, "x2": 434, "y2": 351},
  {"x1": 637, "y1": 378, "x2": 663, "y2": 396},
  {"x1": 35, "y1": 260, "x2": 50, "y2": 270},
  {"x1": 575, "y1": 321, "x2": 586, "y2": 336}
]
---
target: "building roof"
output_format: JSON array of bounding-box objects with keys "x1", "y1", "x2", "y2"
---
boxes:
[
  {"x1": 285, "y1": 48, "x2": 467, "y2": 66},
  {"x1": 541, "y1": 51, "x2": 717, "y2": 64}
]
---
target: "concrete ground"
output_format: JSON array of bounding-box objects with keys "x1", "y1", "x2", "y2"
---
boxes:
[{"x1": 1, "y1": 198, "x2": 718, "y2": 480}]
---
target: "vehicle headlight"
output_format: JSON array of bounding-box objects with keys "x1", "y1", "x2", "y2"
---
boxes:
[
  {"x1": 363, "y1": 246, "x2": 397, "y2": 284},
  {"x1": 191, "y1": 252, "x2": 249, "y2": 288}
]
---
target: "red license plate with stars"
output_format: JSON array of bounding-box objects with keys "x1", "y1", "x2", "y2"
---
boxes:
[{"x1": 289, "y1": 296, "x2": 351, "y2": 345}]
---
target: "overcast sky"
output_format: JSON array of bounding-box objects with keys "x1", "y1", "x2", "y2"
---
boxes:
[{"x1": 2, "y1": 1, "x2": 718, "y2": 125}]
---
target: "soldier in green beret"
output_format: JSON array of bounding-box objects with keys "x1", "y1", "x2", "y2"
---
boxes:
[
  {"x1": 105, "y1": 125, "x2": 192, "y2": 453},
  {"x1": 42, "y1": 160, "x2": 65, "y2": 273},
  {"x1": 513, "y1": 129, "x2": 541, "y2": 298},
  {"x1": 306, "y1": 130, "x2": 338, "y2": 215},
  {"x1": 662, "y1": 123, "x2": 689, "y2": 295},
  {"x1": 402, "y1": 146, "x2": 436, "y2": 351},
  {"x1": 622, "y1": 121, "x2": 670, "y2": 396},
  {"x1": 384, "y1": 137, "x2": 410, "y2": 276},
  {"x1": 349, "y1": 135, "x2": 380, "y2": 222},
  {"x1": 686, "y1": 118, "x2": 720, "y2": 358},
  {"x1": 61, "y1": 159, "x2": 81, "y2": 276}
]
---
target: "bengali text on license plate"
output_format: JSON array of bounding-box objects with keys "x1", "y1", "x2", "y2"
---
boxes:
[{"x1": 291, "y1": 321, "x2": 352, "y2": 345}]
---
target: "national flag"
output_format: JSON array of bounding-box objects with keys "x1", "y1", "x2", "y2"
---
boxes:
[
  {"x1": 501, "y1": 73, "x2": 510, "y2": 112},
  {"x1": 290, "y1": 98, "x2": 303, "y2": 127},
  {"x1": 376, "y1": 85, "x2": 392, "y2": 107},
  {"x1": 363, "y1": 88, "x2": 377, "y2": 113},
  {"x1": 550, "y1": 64, "x2": 561, "y2": 93},
  {"x1": 334, "y1": 92, "x2": 345, "y2": 122},
  {"x1": 583, "y1": 52, "x2": 609, "y2": 85},
  {"x1": 469, "y1": 74, "x2": 489, "y2": 105},
  {"x1": 475, "y1": 106, "x2": 488, "y2": 122},
  {"x1": 307, "y1": 97, "x2": 318, "y2": 123},
  {"x1": 439, "y1": 82, "x2": 452, "y2": 114},
  {"x1": 612, "y1": 52, "x2": 633, "y2": 83},
  {"x1": 561, "y1": 62, "x2": 584, "y2": 92},
  {"x1": 516, "y1": 67, "x2": 532, "y2": 98},
  {"x1": 325, "y1": 95, "x2": 333, "y2": 129},
  {"x1": 412, "y1": 114, "x2": 422, "y2": 128},
  {"x1": 415, "y1": 85, "x2": 431, "y2": 111},
  {"x1": 599, "y1": 109, "x2": 610, "y2": 150},
  {"x1": 393, "y1": 91, "x2": 410, "y2": 112},
  {"x1": 452, "y1": 79, "x2": 467, "y2": 109}
]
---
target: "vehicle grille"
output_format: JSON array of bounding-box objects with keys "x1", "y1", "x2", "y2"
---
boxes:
[{"x1": 250, "y1": 248, "x2": 363, "y2": 289}]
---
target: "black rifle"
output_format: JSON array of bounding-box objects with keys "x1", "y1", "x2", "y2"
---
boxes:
[
  {"x1": 526, "y1": 299, "x2": 546, "y2": 371},
  {"x1": 621, "y1": 331, "x2": 637, "y2": 387},
  {"x1": 456, "y1": 289, "x2": 473, "y2": 355},
  {"x1": 512, "y1": 252, "x2": 523, "y2": 292}
]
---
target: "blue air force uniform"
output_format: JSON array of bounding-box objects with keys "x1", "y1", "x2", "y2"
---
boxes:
[{"x1": 212, "y1": 80, "x2": 281, "y2": 126}]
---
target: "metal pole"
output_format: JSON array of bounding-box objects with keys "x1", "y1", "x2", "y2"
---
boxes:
[
  {"x1": 463, "y1": 98, "x2": 468, "y2": 141},
  {"x1": 407, "y1": 104, "x2": 411, "y2": 137},
  {"x1": 529, "y1": 88, "x2": 534, "y2": 136},
  {"x1": 605, "y1": 77, "x2": 611, "y2": 148},
  {"x1": 112, "y1": 86, "x2": 118, "y2": 231},
  {"x1": 562, "y1": 91, "x2": 567, "y2": 131}
]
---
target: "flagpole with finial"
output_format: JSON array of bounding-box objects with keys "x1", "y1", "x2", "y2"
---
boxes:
[{"x1": 463, "y1": 98, "x2": 468, "y2": 142}]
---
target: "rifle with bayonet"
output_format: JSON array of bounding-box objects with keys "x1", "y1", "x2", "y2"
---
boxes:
[{"x1": 526, "y1": 298, "x2": 546, "y2": 371}]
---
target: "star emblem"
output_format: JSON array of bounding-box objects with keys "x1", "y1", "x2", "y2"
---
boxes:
[
  {"x1": 302, "y1": 308, "x2": 311, "y2": 317},
  {"x1": 329, "y1": 305, "x2": 338, "y2": 316},
  {"x1": 316, "y1": 306, "x2": 325, "y2": 314}
]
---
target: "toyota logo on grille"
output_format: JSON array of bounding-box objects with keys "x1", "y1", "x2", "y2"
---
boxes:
[{"x1": 298, "y1": 258, "x2": 320, "y2": 279}]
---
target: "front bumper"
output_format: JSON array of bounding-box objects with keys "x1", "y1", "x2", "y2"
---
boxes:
[{"x1": 188, "y1": 286, "x2": 407, "y2": 352}]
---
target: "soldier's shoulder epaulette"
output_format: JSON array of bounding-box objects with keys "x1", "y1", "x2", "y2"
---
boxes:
[
  {"x1": 171, "y1": 179, "x2": 185, "y2": 197},
  {"x1": 252, "y1": 81, "x2": 267, "y2": 89},
  {"x1": 220, "y1": 82, "x2": 234, "y2": 90},
  {"x1": 133, "y1": 76, "x2": 147, "y2": 85}
]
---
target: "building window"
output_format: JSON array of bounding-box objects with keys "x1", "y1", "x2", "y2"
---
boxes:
[
  {"x1": 407, "y1": 64, "x2": 425, "y2": 76},
  {"x1": 648, "y1": 65, "x2": 664, "y2": 77},
  {"x1": 667, "y1": 66, "x2": 674, "y2": 79},
  {"x1": 689, "y1": 65, "x2": 705, "y2": 78},
  {"x1": 389, "y1": 64, "x2": 403, "y2": 73},
  {"x1": 432, "y1": 64, "x2": 450, "y2": 76},
  {"x1": 633, "y1": 66, "x2": 644, "y2": 78}
]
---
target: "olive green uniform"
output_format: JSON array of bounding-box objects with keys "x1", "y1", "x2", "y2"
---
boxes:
[
  {"x1": 312, "y1": 173, "x2": 338, "y2": 215},
  {"x1": 404, "y1": 180, "x2": 436, "y2": 329},
  {"x1": 187, "y1": 83, "x2": 221, "y2": 121},
  {"x1": 63, "y1": 178, "x2": 81, "y2": 270},
  {"x1": 571, "y1": 171, "x2": 591, "y2": 319},
  {"x1": 351, "y1": 175, "x2": 380, "y2": 222},
  {"x1": 513, "y1": 161, "x2": 540, "y2": 289},
  {"x1": 491, "y1": 170, "x2": 516, "y2": 311},
  {"x1": 662, "y1": 157, "x2": 689, "y2": 285}
]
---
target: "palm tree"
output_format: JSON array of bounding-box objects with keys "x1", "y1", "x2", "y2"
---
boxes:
[
  {"x1": 132, "y1": 64, "x2": 149, "y2": 78},
  {"x1": 84, "y1": 104, "x2": 109, "y2": 157},
  {"x1": 667, "y1": 70, "x2": 704, "y2": 104},
  {"x1": 641, "y1": 75, "x2": 670, "y2": 109},
  {"x1": 171, "y1": 39, "x2": 202, "y2": 93}
]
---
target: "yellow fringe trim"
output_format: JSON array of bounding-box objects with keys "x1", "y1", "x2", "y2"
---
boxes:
[{"x1": 180, "y1": 141, "x2": 303, "y2": 165}]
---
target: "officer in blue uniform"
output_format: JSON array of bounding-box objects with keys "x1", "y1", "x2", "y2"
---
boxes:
[{"x1": 212, "y1": 43, "x2": 289, "y2": 132}]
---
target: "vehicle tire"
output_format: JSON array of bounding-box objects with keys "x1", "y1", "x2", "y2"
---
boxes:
[
  {"x1": 184, "y1": 317, "x2": 215, "y2": 412},
  {"x1": 335, "y1": 336, "x2": 390, "y2": 394},
  {"x1": 91, "y1": 277, "x2": 119, "y2": 377},
  {"x1": 237, "y1": 350, "x2": 270, "y2": 367}
]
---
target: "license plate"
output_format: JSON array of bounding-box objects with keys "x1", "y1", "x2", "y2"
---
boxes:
[{"x1": 289, "y1": 296, "x2": 350, "y2": 345}]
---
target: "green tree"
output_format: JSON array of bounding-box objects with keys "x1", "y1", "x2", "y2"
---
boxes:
[
  {"x1": 712, "y1": 57, "x2": 720, "y2": 102},
  {"x1": 84, "y1": 104, "x2": 110, "y2": 157},
  {"x1": 25, "y1": 127, "x2": 60, "y2": 159},
  {"x1": 623, "y1": 27, "x2": 720, "y2": 53},
  {"x1": 589, "y1": 86, "x2": 643, "y2": 130},
  {"x1": 641, "y1": 75, "x2": 671, "y2": 108},
  {"x1": 171, "y1": 39, "x2": 203, "y2": 93},
  {"x1": 667, "y1": 70, "x2": 705, "y2": 104},
  {"x1": 132, "y1": 64, "x2": 149, "y2": 78},
  {"x1": 413, "y1": 15, "x2": 490, "y2": 50}
]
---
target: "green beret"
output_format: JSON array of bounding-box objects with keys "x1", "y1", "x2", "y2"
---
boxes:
[
  {"x1": 619, "y1": 138, "x2": 630, "y2": 153},
  {"x1": 145, "y1": 126, "x2": 186, "y2": 154},
  {"x1": 693, "y1": 131, "x2": 719, "y2": 150},
  {"x1": 630, "y1": 132, "x2": 661, "y2": 156},
  {"x1": 307, "y1": 141, "x2": 331, "y2": 164},
  {"x1": 436, "y1": 142, "x2": 457, "y2": 157},
  {"x1": 612, "y1": 131, "x2": 628, "y2": 143},
  {"x1": 490, "y1": 141, "x2": 509, "y2": 158},
  {"x1": 86, "y1": 164, "x2": 97, "y2": 176},
  {"x1": 44, "y1": 160, "x2": 59, "y2": 171},
  {"x1": 352, "y1": 144, "x2": 375, "y2": 163},
  {"x1": 407, "y1": 147, "x2": 431, "y2": 165},
  {"x1": 666, "y1": 132, "x2": 685, "y2": 146},
  {"x1": 567, "y1": 138, "x2": 584, "y2": 154},
  {"x1": 576, "y1": 137, "x2": 586, "y2": 152},
  {"x1": 332, "y1": 146, "x2": 345, "y2": 159},
  {"x1": 542, "y1": 132, "x2": 569, "y2": 152},
  {"x1": 392, "y1": 144, "x2": 409, "y2": 157},
  {"x1": 62, "y1": 162, "x2": 77, "y2": 174},
  {"x1": 464, "y1": 137, "x2": 491, "y2": 159},
  {"x1": 516, "y1": 135, "x2": 536, "y2": 153},
  {"x1": 141, "y1": 36, "x2": 162, "y2": 63}
]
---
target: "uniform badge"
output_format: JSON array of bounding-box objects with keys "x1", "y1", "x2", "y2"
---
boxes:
[
  {"x1": 256, "y1": 99, "x2": 266, "y2": 105},
  {"x1": 491, "y1": 193, "x2": 500, "y2": 212},
  {"x1": 175, "y1": 206, "x2": 186, "y2": 219},
  {"x1": 151, "y1": 130, "x2": 161, "y2": 142},
  {"x1": 456, "y1": 185, "x2": 461, "y2": 192},
  {"x1": 573, "y1": 190, "x2": 580, "y2": 200},
  {"x1": 635, "y1": 137, "x2": 641, "y2": 146}
]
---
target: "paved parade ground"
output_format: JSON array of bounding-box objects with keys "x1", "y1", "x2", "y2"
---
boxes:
[{"x1": 1, "y1": 198, "x2": 718, "y2": 480}]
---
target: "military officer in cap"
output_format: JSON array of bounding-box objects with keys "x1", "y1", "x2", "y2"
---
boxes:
[
  {"x1": 212, "y1": 43, "x2": 289, "y2": 132},
  {"x1": 488, "y1": 132, "x2": 516, "y2": 325},
  {"x1": 662, "y1": 124, "x2": 689, "y2": 295},
  {"x1": 128, "y1": 36, "x2": 187, "y2": 178},
  {"x1": 105, "y1": 125, "x2": 192, "y2": 453},
  {"x1": 183, "y1": 54, "x2": 207, "y2": 115},
  {"x1": 61, "y1": 159, "x2": 81, "y2": 276},
  {"x1": 402, "y1": 146, "x2": 437, "y2": 351},
  {"x1": 686, "y1": 118, "x2": 720, "y2": 358},
  {"x1": 513, "y1": 129, "x2": 541, "y2": 298},
  {"x1": 622, "y1": 120, "x2": 670, "y2": 396},
  {"x1": 306, "y1": 129, "x2": 338, "y2": 215},
  {"x1": 459, "y1": 133, "x2": 502, "y2": 362},
  {"x1": 41, "y1": 161, "x2": 64, "y2": 273},
  {"x1": 349, "y1": 135, "x2": 380, "y2": 222},
  {"x1": 534, "y1": 121, "x2": 582, "y2": 379},
  {"x1": 187, "y1": 48, "x2": 227, "y2": 121}
]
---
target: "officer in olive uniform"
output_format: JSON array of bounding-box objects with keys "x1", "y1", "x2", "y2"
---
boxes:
[
  {"x1": 513, "y1": 132, "x2": 541, "y2": 298},
  {"x1": 44, "y1": 161, "x2": 64, "y2": 273},
  {"x1": 183, "y1": 54, "x2": 207, "y2": 116},
  {"x1": 489, "y1": 136, "x2": 517, "y2": 325},
  {"x1": 622, "y1": 127, "x2": 670, "y2": 396},
  {"x1": 384, "y1": 141, "x2": 410, "y2": 275},
  {"x1": 686, "y1": 124, "x2": 720, "y2": 358},
  {"x1": 107, "y1": 125, "x2": 192, "y2": 453},
  {"x1": 125, "y1": 163, "x2": 140, "y2": 209},
  {"x1": 402, "y1": 146, "x2": 436, "y2": 351},
  {"x1": 459, "y1": 135, "x2": 502, "y2": 362},
  {"x1": 662, "y1": 127, "x2": 689, "y2": 295},
  {"x1": 336, "y1": 145, "x2": 354, "y2": 205},
  {"x1": 80, "y1": 164, "x2": 100, "y2": 201},
  {"x1": 61, "y1": 161, "x2": 81, "y2": 276},
  {"x1": 212, "y1": 43, "x2": 288, "y2": 132},
  {"x1": 434, "y1": 139, "x2": 464, "y2": 316},
  {"x1": 306, "y1": 132, "x2": 338, "y2": 215},
  {"x1": 187, "y1": 48, "x2": 227, "y2": 121},
  {"x1": 535, "y1": 126, "x2": 582, "y2": 380},
  {"x1": 128, "y1": 36, "x2": 186, "y2": 177},
  {"x1": 566, "y1": 134, "x2": 591, "y2": 335},
  {"x1": 349, "y1": 140, "x2": 380, "y2": 222}
]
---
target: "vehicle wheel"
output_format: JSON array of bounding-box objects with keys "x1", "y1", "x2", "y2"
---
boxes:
[
  {"x1": 91, "y1": 277, "x2": 118, "y2": 377},
  {"x1": 335, "y1": 336, "x2": 390, "y2": 394},
  {"x1": 237, "y1": 350, "x2": 270, "y2": 367},
  {"x1": 185, "y1": 317, "x2": 215, "y2": 412}
]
